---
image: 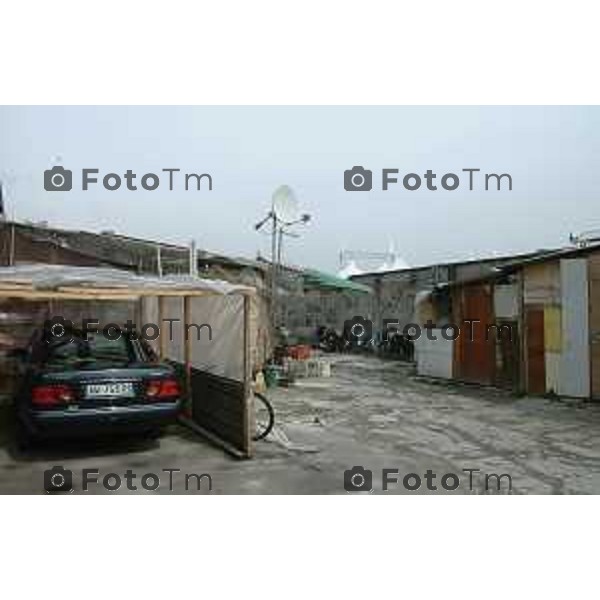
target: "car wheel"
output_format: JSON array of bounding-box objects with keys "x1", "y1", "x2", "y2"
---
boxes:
[
  {"x1": 145, "y1": 427, "x2": 164, "y2": 440},
  {"x1": 14, "y1": 420, "x2": 35, "y2": 451}
]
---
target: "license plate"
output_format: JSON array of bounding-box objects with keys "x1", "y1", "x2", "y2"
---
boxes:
[{"x1": 85, "y1": 382, "x2": 135, "y2": 398}]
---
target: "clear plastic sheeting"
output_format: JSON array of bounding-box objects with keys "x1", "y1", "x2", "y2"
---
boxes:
[
  {"x1": 190, "y1": 295, "x2": 244, "y2": 380},
  {"x1": 142, "y1": 295, "x2": 244, "y2": 381},
  {"x1": 141, "y1": 295, "x2": 246, "y2": 382},
  {"x1": 0, "y1": 264, "x2": 251, "y2": 295},
  {"x1": 0, "y1": 263, "x2": 253, "y2": 383}
]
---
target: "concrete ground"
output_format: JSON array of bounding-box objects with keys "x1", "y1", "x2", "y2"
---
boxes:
[{"x1": 1, "y1": 355, "x2": 599, "y2": 494}]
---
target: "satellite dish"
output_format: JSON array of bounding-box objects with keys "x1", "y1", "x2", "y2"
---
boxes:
[{"x1": 272, "y1": 185, "x2": 299, "y2": 223}]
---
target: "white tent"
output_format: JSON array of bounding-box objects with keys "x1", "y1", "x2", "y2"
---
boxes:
[
  {"x1": 378, "y1": 255, "x2": 410, "y2": 272},
  {"x1": 337, "y1": 260, "x2": 363, "y2": 279}
]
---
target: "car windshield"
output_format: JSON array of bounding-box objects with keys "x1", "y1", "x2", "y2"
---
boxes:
[{"x1": 43, "y1": 332, "x2": 137, "y2": 370}]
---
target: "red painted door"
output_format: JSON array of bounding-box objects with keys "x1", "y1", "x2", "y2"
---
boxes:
[
  {"x1": 457, "y1": 286, "x2": 495, "y2": 385},
  {"x1": 526, "y1": 308, "x2": 546, "y2": 395}
]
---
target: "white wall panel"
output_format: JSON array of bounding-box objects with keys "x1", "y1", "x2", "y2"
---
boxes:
[
  {"x1": 558, "y1": 259, "x2": 590, "y2": 398},
  {"x1": 494, "y1": 284, "x2": 519, "y2": 319},
  {"x1": 415, "y1": 330, "x2": 453, "y2": 379}
]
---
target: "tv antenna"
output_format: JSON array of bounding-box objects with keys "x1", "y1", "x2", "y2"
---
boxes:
[{"x1": 255, "y1": 186, "x2": 311, "y2": 326}]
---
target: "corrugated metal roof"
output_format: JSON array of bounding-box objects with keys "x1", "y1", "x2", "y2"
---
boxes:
[
  {"x1": 499, "y1": 242, "x2": 600, "y2": 272},
  {"x1": 352, "y1": 249, "x2": 546, "y2": 279}
]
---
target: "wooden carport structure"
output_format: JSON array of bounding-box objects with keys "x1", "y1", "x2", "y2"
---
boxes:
[{"x1": 0, "y1": 264, "x2": 257, "y2": 457}]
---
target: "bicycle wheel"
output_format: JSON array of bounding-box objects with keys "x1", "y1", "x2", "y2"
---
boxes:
[{"x1": 253, "y1": 392, "x2": 275, "y2": 441}]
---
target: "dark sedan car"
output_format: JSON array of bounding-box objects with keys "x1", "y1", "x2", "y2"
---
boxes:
[{"x1": 12, "y1": 327, "x2": 182, "y2": 446}]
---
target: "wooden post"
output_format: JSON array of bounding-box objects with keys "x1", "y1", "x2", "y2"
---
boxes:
[
  {"x1": 158, "y1": 295, "x2": 167, "y2": 359},
  {"x1": 184, "y1": 295, "x2": 193, "y2": 413},
  {"x1": 135, "y1": 297, "x2": 143, "y2": 338},
  {"x1": 518, "y1": 269, "x2": 526, "y2": 395},
  {"x1": 243, "y1": 292, "x2": 254, "y2": 457},
  {"x1": 9, "y1": 222, "x2": 15, "y2": 266},
  {"x1": 156, "y1": 244, "x2": 163, "y2": 278}
]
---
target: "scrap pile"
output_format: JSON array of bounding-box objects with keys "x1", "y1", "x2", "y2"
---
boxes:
[{"x1": 258, "y1": 343, "x2": 331, "y2": 390}]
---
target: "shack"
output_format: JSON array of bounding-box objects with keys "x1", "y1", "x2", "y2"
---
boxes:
[
  {"x1": 0, "y1": 264, "x2": 257, "y2": 457},
  {"x1": 351, "y1": 251, "x2": 540, "y2": 348},
  {"x1": 411, "y1": 242, "x2": 600, "y2": 400}
]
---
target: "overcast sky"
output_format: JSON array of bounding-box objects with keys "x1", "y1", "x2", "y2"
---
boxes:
[{"x1": 1, "y1": 106, "x2": 598, "y2": 272}]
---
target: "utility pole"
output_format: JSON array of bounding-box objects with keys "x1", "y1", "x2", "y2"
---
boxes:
[
  {"x1": 156, "y1": 244, "x2": 163, "y2": 277},
  {"x1": 0, "y1": 181, "x2": 4, "y2": 222},
  {"x1": 189, "y1": 240, "x2": 197, "y2": 277},
  {"x1": 255, "y1": 187, "x2": 311, "y2": 333},
  {"x1": 271, "y1": 213, "x2": 278, "y2": 326},
  {"x1": 9, "y1": 222, "x2": 15, "y2": 266},
  {"x1": 0, "y1": 181, "x2": 14, "y2": 266}
]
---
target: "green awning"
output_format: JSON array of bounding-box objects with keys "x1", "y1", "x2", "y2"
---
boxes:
[{"x1": 301, "y1": 269, "x2": 372, "y2": 293}]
